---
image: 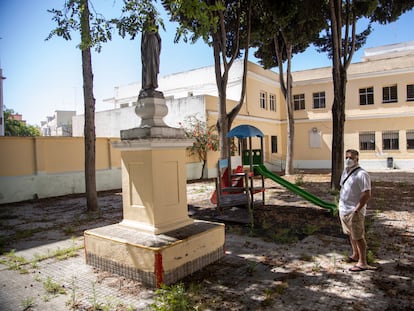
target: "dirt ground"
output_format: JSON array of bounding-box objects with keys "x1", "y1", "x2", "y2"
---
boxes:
[{"x1": 0, "y1": 170, "x2": 413, "y2": 310}]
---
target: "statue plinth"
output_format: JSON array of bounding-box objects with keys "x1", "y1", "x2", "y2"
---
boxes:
[
  {"x1": 84, "y1": 89, "x2": 225, "y2": 287},
  {"x1": 120, "y1": 90, "x2": 186, "y2": 140}
]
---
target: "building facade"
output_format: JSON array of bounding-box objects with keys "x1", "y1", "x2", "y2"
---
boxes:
[
  {"x1": 73, "y1": 41, "x2": 414, "y2": 176},
  {"x1": 41, "y1": 110, "x2": 76, "y2": 136}
]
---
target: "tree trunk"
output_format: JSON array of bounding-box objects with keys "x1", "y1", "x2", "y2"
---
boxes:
[
  {"x1": 329, "y1": 0, "x2": 346, "y2": 191},
  {"x1": 285, "y1": 44, "x2": 294, "y2": 175},
  {"x1": 331, "y1": 67, "x2": 346, "y2": 190},
  {"x1": 212, "y1": 35, "x2": 230, "y2": 160},
  {"x1": 80, "y1": 0, "x2": 98, "y2": 212}
]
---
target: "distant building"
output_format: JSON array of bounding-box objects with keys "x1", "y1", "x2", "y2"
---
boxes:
[
  {"x1": 72, "y1": 41, "x2": 414, "y2": 173},
  {"x1": 8, "y1": 113, "x2": 26, "y2": 124},
  {"x1": 41, "y1": 110, "x2": 76, "y2": 136}
]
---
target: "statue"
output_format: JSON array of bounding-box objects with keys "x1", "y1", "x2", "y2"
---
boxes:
[{"x1": 139, "y1": 13, "x2": 162, "y2": 98}]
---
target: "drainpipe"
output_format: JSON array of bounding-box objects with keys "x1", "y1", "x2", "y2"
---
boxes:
[{"x1": 0, "y1": 68, "x2": 6, "y2": 136}]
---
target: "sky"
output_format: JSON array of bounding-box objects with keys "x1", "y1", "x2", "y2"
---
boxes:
[{"x1": 0, "y1": 0, "x2": 413, "y2": 126}]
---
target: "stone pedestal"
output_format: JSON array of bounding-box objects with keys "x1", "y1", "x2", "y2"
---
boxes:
[
  {"x1": 84, "y1": 94, "x2": 225, "y2": 286},
  {"x1": 113, "y1": 139, "x2": 194, "y2": 234}
]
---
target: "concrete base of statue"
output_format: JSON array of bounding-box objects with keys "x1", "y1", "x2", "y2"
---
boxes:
[
  {"x1": 84, "y1": 132, "x2": 225, "y2": 287},
  {"x1": 84, "y1": 220, "x2": 225, "y2": 287}
]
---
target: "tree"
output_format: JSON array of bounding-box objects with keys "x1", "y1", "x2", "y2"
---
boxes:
[
  {"x1": 47, "y1": 0, "x2": 113, "y2": 212},
  {"x1": 253, "y1": 0, "x2": 326, "y2": 175},
  {"x1": 315, "y1": 0, "x2": 414, "y2": 190},
  {"x1": 162, "y1": 0, "x2": 253, "y2": 160},
  {"x1": 4, "y1": 108, "x2": 40, "y2": 136},
  {"x1": 180, "y1": 115, "x2": 219, "y2": 179}
]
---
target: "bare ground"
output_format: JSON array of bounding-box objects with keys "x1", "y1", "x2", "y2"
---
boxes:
[{"x1": 0, "y1": 170, "x2": 413, "y2": 310}]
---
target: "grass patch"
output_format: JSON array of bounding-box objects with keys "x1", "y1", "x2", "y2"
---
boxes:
[
  {"x1": 43, "y1": 276, "x2": 67, "y2": 295},
  {"x1": 149, "y1": 283, "x2": 196, "y2": 311},
  {"x1": 0, "y1": 249, "x2": 29, "y2": 272},
  {"x1": 20, "y1": 297, "x2": 36, "y2": 310}
]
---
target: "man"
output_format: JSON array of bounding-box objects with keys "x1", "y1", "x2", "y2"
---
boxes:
[{"x1": 339, "y1": 149, "x2": 376, "y2": 272}]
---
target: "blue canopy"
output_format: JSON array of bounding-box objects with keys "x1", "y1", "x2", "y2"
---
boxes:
[{"x1": 227, "y1": 125, "x2": 264, "y2": 138}]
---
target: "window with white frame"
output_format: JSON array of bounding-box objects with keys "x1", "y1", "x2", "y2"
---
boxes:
[
  {"x1": 359, "y1": 132, "x2": 375, "y2": 150},
  {"x1": 382, "y1": 131, "x2": 399, "y2": 150},
  {"x1": 294, "y1": 94, "x2": 305, "y2": 110},
  {"x1": 359, "y1": 87, "x2": 374, "y2": 105},
  {"x1": 382, "y1": 85, "x2": 397, "y2": 103},
  {"x1": 269, "y1": 94, "x2": 276, "y2": 111},
  {"x1": 313, "y1": 92, "x2": 326, "y2": 109},
  {"x1": 260, "y1": 91, "x2": 267, "y2": 109},
  {"x1": 407, "y1": 84, "x2": 414, "y2": 101},
  {"x1": 407, "y1": 130, "x2": 414, "y2": 150},
  {"x1": 271, "y1": 136, "x2": 278, "y2": 153}
]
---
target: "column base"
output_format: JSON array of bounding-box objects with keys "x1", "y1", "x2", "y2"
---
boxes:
[{"x1": 84, "y1": 220, "x2": 225, "y2": 287}]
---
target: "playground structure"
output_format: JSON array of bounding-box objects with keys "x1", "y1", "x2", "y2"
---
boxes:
[
  {"x1": 211, "y1": 125, "x2": 266, "y2": 210},
  {"x1": 211, "y1": 124, "x2": 337, "y2": 212}
]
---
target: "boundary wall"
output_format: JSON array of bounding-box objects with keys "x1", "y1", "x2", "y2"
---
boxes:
[{"x1": 0, "y1": 137, "x2": 202, "y2": 204}]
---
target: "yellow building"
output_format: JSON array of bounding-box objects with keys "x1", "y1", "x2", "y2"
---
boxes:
[{"x1": 206, "y1": 41, "x2": 414, "y2": 174}]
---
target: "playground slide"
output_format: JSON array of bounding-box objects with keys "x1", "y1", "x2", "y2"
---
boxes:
[{"x1": 255, "y1": 164, "x2": 337, "y2": 211}]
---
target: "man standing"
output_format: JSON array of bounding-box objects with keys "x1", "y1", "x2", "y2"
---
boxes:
[{"x1": 339, "y1": 149, "x2": 376, "y2": 272}]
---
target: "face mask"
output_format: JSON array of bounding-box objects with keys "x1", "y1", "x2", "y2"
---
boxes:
[{"x1": 345, "y1": 158, "x2": 355, "y2": 168}]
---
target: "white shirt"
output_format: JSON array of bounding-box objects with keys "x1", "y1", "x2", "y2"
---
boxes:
[{"x1": 339, "y1": 166, "x2": 371, "y2": 216}]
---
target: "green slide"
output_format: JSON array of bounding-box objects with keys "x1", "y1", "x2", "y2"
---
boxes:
[{"x1": 255, "y1": 164, "x2": 337, "y2": 211}]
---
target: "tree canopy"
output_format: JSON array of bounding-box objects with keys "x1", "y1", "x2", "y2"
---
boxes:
[{"x1": 3, "y1": 108, "x2": 40, "y2": 137}]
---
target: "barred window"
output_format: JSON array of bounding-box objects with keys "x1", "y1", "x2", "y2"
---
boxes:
[
  {"x1": 359, "y1": 132, "x2": 375, "y2": 150},
  {"x1": 271, "y1": 136, "x2": 278, "y2": 153},
  {"x1": 313, "y1": 92, "x2": 326, "y2": 109},
  {"x1": 359, "y1": 87, "x2": 374, "y2": 105},
  {"x1": 269, "y1": 94, "x2": 276, "y2": 111},
  {"x1": 294, "y1": 94, "x2": 305, "y2": 110},
  {"x1": 407, "y1": 130, "x2": 414, "y2": 150},
  {"x1": 382, "y1": 85, "x2": 397, "y2": 103},
  {"x1": 382, "y1": 131, "x2": 399, "y2": 150},
  {"x1": 407, "y1": 84, "x2": 414, "y2": 101},
  {"x1": 260, "y1": 91, "x2": 267, "y2": 109}
]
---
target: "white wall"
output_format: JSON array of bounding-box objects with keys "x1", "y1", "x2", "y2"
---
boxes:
[{"x1": 73, "y1": 96, "x2": 207, "y2": 137}]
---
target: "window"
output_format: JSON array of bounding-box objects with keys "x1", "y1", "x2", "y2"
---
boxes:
[
  {"x1": 309, "y1": 128, "x2": 321, "y2": 148},
  {"x1": 359, "y1": 87, "x2": 374, "y2": 105},
  {"x1": 382, "y1": 131, "x2": 399, "y2": 150},
  {"x1": 260, "y1": 91, "x2": 267, "y2": 109},
  {"x1": 271, "y1": 136, "x2": 278, "y2": 153},
  {"x1": 407, "y1": 84, "x2": 414, "y2": 101},
  {"x1": 382, "y1": 85, "x2": 397, "y2": 103},
  {"x1": 313, "y1": 92, "x2": 326, "y2": 109},
  {"x1": 407, "y1": 130, "x2": 414, "y2": 150},
  {"x1": 294, "y1": 94, "x2": 305, "y2": 110},
  {"x1": 359, "y1": 132, "x2": 375, "y2": 150},
  {"x1": 269, "y1": 94, "x2": 276, "y2": 111}
]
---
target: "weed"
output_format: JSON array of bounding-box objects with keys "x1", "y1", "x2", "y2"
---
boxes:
[
  {"x1": 149, "y1": 283, "x2": 195, "y2": 311},
  {"x1": 367, "y1": 250, "x2": 377, "y2": 265},
  {"x1": 66, "y1": 277, "x2": 79, "y2": 310},
  {"x1": 20, "y1": 297, "x2": 35, "y2": 310},
  {"x1": 311, "y1": 256, "x2": 322, "y2": 273},
  {"x1": 43, "y1": 276, "x2": 67, "y2": 295},
  {"x1": 300, "y1": 253, "x2": 312, "y2": 261},
  {"x1": 269, "y1": 228, "x2": 298, "y2": 244},
  {"x1": 89, "y1": 282, "x2": 107, "y2": 311},
  {"x1": 294, "y1": 173, "x2": 304, "y2": 186},
  {"x1": 14, "y1": 229, "x2": 36, "y2": 240},
  {"x1": 1, "y1": 249, "x2": 29, "y2": 271},
  {"x1": 302, "y1": 224, "x2": 320, "y2": 235},
  {"x1": 63, "y1": 226, "x2": 76, "y2": 235},
  {"x1": 247, "y1": 261, "x2": 258, "y2": 275},
  {"x1": 53, "y1": 244, "x2": 82, "y2": 260}
]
